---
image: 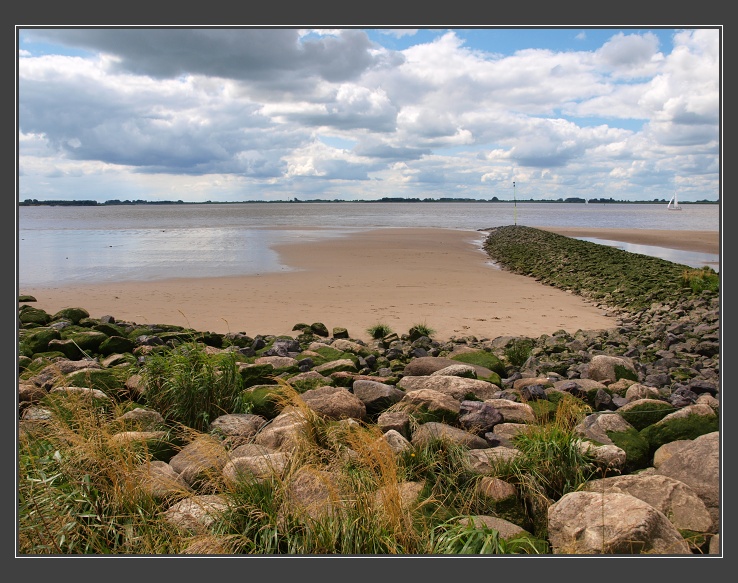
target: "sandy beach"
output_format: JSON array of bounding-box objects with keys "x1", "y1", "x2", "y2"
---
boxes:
[{"x1": 19, "y1": 227, "x2": 719, "y2": 344}]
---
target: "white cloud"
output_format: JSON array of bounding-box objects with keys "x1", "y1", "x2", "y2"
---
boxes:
[{"x1": 17, "y1": 27, "x2": 720, "y2": 203}]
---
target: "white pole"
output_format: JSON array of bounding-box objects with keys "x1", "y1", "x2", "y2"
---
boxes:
[{"x1": 513, "y1": 181, "x2": 517, "y2": 225}]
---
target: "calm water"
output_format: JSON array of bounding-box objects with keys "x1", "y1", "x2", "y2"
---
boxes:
[{"x1": 17, "y1": 202, "x2": 720, "y2": 287}]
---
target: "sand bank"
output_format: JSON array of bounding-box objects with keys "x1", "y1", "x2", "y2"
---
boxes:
[
  {"x1": 537, "y1": 227, "x2": 719, "y2": 255},
  {"x1": 20, "y1": 227, "x2": 716, "y2": 344}
]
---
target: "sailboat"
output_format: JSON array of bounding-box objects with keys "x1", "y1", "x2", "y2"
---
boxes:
[{"x1": 667, "y1": 191, "x2": 682, "y2": 211}]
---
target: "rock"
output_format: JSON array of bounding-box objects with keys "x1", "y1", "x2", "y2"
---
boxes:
[
  {"x1": 548, "y1": 491, "x2": 691, "y2": 554},
  {"x1": 397, "y1": 375, "x2": 498, "y2": 401},
  {"x1": 411, "y1": 421, "x2": 489, "y2": 449},
  {"x1": 299, "y1": 386, "x2": 367, "y2": 420},
  {"x1": 654, "y1": 431, "x2": 720, "y2": 531},
  {"x1": 483, "y1": 399, "x2": 536, "y2": 424},
  {"x1": 584, "y1": 355, "x2": 638, "y2": 384},
  {"x1": 582, "y1": 474, "x2": 713, "y2": 533},
  {"x1": 163, "y1": 495, "x2": 230, "y2": 534}
]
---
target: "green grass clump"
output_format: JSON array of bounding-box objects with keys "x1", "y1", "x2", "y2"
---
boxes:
[
  {"x1": 18, "y1": 392, "x2": 186, "y2": 554},
  {"x1": 429, "y1": 519, "x2": 549, "y2": 554},
  {"x1": 367, "y1": 323, "x2": 394, "y2": 339},
  {"x1": 408, "y1": 322, "x2": 435, "y2": 339},
  {"x1": 140, "y1": 341, "x2": 247, "y2": 432},
  {"x1": 491, "y1": 397, "x2": 597, "y2": 537},
  {"x1": 504, "y1": 338, "x2": 534, "y2": 367},
  {"x1": 681, "y1": 267, "x2": 719, "y2": 293}
]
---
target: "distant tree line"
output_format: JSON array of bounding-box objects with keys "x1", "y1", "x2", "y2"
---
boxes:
[{"x1": 19, "y1": 197, "x2": 718, "y2": 207}]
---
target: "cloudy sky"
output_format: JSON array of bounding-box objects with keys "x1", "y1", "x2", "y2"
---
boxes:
[{"x1": 17, "y1": 27, "x2": 721, "y2": 203}]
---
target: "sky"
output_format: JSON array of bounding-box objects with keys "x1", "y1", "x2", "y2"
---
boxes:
[{"x1": 16, "y1": 26, "x2": 721, "y2": 203}]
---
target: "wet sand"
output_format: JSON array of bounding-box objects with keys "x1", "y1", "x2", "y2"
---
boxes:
[{"x1": 19, "y1": 227, "x2": 718, "y2": 344}]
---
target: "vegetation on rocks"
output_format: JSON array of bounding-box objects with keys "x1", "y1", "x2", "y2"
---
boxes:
[
  {"x1": 17, "y1": 226, "x2": 720, "y2": 555},
  {"x1": 482, "y1": 225, "x2": 718, "y2": 311}
]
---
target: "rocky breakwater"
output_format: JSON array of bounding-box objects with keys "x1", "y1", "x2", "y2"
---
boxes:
[{"x1": 17, "y1": 226, "x2": 720, "y2": 555}]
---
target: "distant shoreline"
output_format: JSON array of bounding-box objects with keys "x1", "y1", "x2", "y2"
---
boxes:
[{"x1": 18, "y1": 199, "x2": 720, "y2": 207}]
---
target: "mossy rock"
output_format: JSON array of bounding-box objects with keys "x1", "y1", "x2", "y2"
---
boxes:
[
  {"x1": 295, "y1": 331, "x2": 317, "y2": 347},
  {"x1": 61, "y1": 330, "x2": 109, "y2": 354},
  {"x1": 303, "y1": 345, "x2": 344, "y2": 365},
  {"x1": 286, "y1": 376, "x2": 334, "y2": 393},
  {"x1": 240, "y1": 384, "x2": 287, "y2": 418},
  {"x1": 478, "y1": 371, "x2": 503, "y2": 386},
  {"x1": 613, "y1": 364, "x2": 639, "y2": 382},
  {"x1": 271, "y1": 364, "x2": 300, "y2": 376},
  {"x1": 617, "y1": 400, "x2": 675, "y2": 431},
  {"x1": 157, "y1": 331, "x2": 202, "y2": 344},
  {"x1": 27, "y1": 351, "x2": 68, "y2": 362},
  {"x1": 99, "y1": 335, "x2": 136, "y2": 356},
  {"x1": 475, "y1": 487, "x2": 532, "y2": 532},
  {"x1": 18, "y1": 355, "x2": 32, "y2": 372},
  {"x1": 19, "y1": 327, "x2": 61, "y2": 355},
  {"x1": 450, "y1": 351, "x2": 507, "y2": 378},
  {"x1": 536, "y1": 361, "x2": 571, "y2": 378},
  {"x1": 18, "y1": 295, "x2": 37, "y2": 303},
  {"x1": 93, "y1": 322, "x2": 127, "y2": 337},
  {"x1": 18, "y1": 306, "x2": 52, "y2": 326},
  {"x1": 64, "y1": 368, "x2": 127, "y2": 396},
  {"x1": 332, "y1": 327, "x2": 349, "y2": 339},
  {"x1": 127, "y1": 326, "x2": 159, "y2": 340},
  {"x1": 640, "y1": 414, "x2": 720, "y2": 454},
  {"x1": 409, "y1": 406, "x2": 459, "y2": 426},
  {"x1": 51, "y1": 307, "x2": 90, "y2": 324},
  {"x1": 238, "y1": 364, "x2": 277, "y2": 388},
  {"x1": 46, "y1": 339, "x2": 86, "y2": 360},
  {"x1": 310, "y1": 322, "x2": 330, "y2": 337},
  {"x1": 606, "y1": 427, "x2": 651, "y2": 472},
  {"x1": 314, "y1": 359, "x2": 358, "y2": 376},
  {"x1": 305, "y1": 346, "x2": 360, "y2": 367},
  {"x1": 198, "y1": 331, "x2": 224, "y2": 348}
]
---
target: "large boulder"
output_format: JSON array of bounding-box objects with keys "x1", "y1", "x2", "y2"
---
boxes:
[
  {"x1": 398, "y1": 376, "x2": 498, "y2": 401},
  {"x1": 299, "y1": 386, "x2": 367, "y2": 420},
  {"x1": 582, "y1": 474, "x2": 713, "y2": 533},
  {"x1": 584, "y1": 355, "x2": 638, "y2": 384},
  {"x1": 654, "y1": 431, "x2": 720, "y2": 531},
  {"x1": 548, "y1": 491, "x2": 691, "y2": 555}
]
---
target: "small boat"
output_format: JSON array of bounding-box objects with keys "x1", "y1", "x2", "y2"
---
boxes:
[{"x1": 667, "y1": 191, "x2": 682, "y2": 211}]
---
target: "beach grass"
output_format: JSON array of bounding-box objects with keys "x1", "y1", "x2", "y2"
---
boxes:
[{"x1": 19, "y1": 367, "x2": 587, "y2": 554}]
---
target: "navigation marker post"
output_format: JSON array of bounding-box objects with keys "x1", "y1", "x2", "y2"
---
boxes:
[{"x1": 513, "y1": 181, "x2": 517, "y2": 225}]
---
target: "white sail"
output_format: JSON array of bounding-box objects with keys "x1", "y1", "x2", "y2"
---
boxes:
[{"x1": 667, "y1": 191, "x2": 682, "y2": 210}]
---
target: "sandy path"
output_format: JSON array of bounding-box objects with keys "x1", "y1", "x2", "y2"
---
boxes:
[{"x1": 20, "y1": 227, "x2": 717, "y2": 344}]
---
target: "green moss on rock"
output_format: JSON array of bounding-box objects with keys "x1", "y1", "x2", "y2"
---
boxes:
[
  {"x1": 65, "y1": 368, "x2": 127, "y2": 396},
  {"x1": 640, "y1": 414, "x2": 719, "y2": 454},
  {"x1": 617, "y1": 400, "x2": 675, "y2": 431},
  {"x1": 240, "y1": 384, "x2": 286, "y2": 419},
  {"x1": 606, "y1": 427, "x2": 651, "y2": 472},
  {"x1": 51, "y1": 307, "x2": 90, "y2": 324},
  {"x1": 19, "y1": 327, "x2": 61, "y2": 356},
  {"x1": 19, "y1": 306, "x2": 52, "y2": 326},
  {"x1": 450, "y1": 351, "x2": 507, "y2": 378}
]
